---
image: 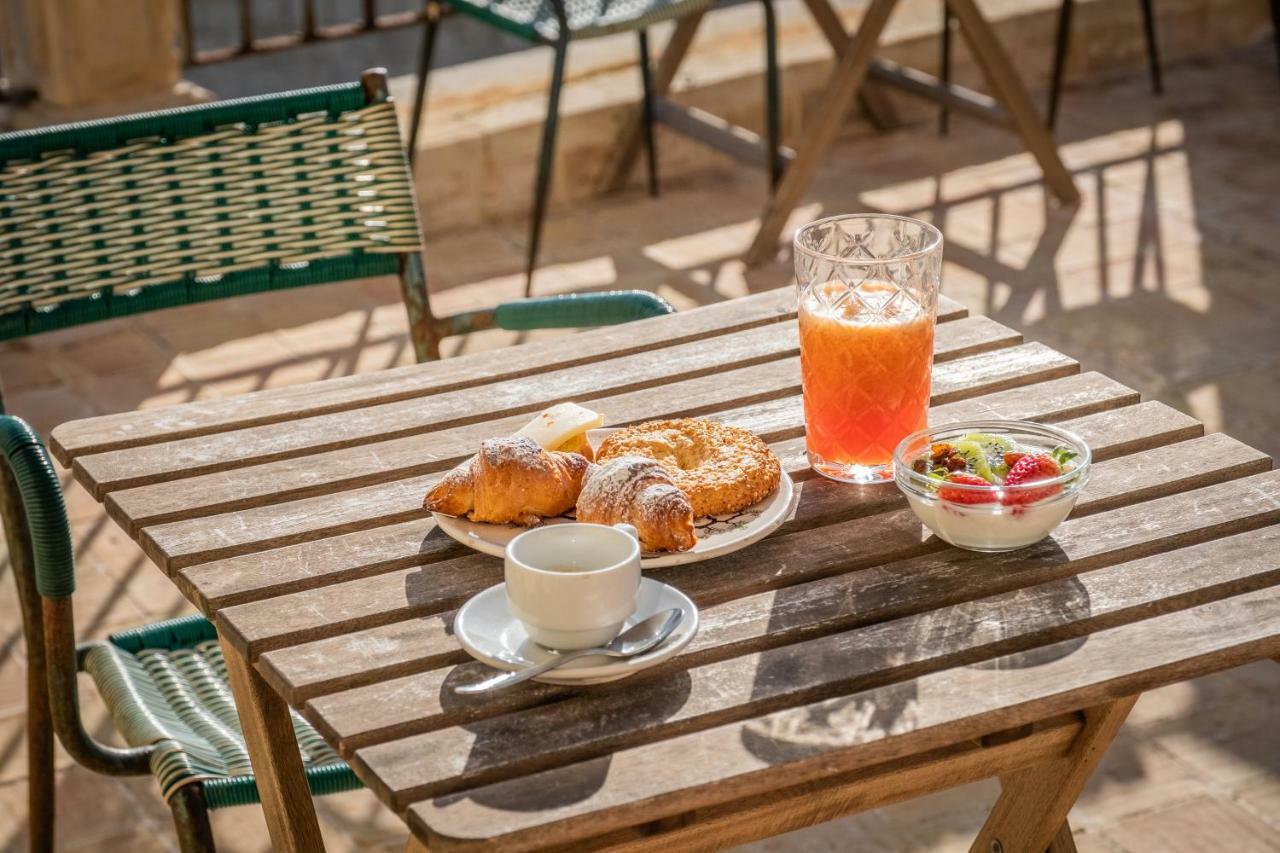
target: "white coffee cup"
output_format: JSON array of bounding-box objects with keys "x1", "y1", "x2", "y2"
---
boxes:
[{"x1": 504, "y1": 523, "x2": 641, "y2": 650}]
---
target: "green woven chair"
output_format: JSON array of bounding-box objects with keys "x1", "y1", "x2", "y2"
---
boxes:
[
  {"x1": 408, "y1": 0, "x2": 783, "y2": 294},
  {"x1": 0, "y1": 415, "x2": 363, "y2": 851},
  {"x1": 0, "y1": 67, "x2": 674, "y2": 361}
]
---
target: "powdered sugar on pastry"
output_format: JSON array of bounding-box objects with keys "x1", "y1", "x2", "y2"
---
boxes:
[
  {"x1": 577, "y1": 456, "x2": 696, "y2": 552},
  {"x1": 596, "y1": 418, "x2": 780, "y2": 517}
]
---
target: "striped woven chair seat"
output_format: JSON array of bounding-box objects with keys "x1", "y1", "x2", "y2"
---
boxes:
[
  {"x1": 449, "y1": 0, "x2": 716, "y2": 41},
  {"x1": 0, "y1": 87, "x2": 421, "y2": 341},
  {"x1": 82, "y1": 614, "x2": 361, "y2": 808}
]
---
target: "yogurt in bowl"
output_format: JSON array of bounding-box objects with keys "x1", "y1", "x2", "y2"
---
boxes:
[{"x1": 893, "y1": 420, "x2": 1091, "y2": 553}]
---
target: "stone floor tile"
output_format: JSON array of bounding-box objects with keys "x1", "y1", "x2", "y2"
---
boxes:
[
  {"x1": 1235, "y1": 775, "x2": 1280, "y2": 833},
  {"x1": 314, "y1": 787, "x2": 411, "y2": 849},
  {"x1": 0, "y1": 768, "x2": 168, "y2": 852},
  {"x1": 171, "y1": 333, "x2": 300, "y2": 385},
  {"x1": 1141, "y1": 684, "x2": 1280, "y2": 789},
  {"x1": 271, "y1": 310, "x2": 396, "y2": 360},
  {"x1": 136, "y1": 303, "x2": 275, "y2": 354},
  {"x1": 1126, "y1": 664, "x2": 1275, "y2": 729},
  {"x1": 1215, "y1": 659, "x2": 1280, "y2": 696},
  {"x1": 1069, "y1": 730, "x2": 1212, "y2": 829},
  {"x1": 1099, "y1": 795, "x2": 1280, "y2": 853},
  {"x1": 255, "y1": 351, "x2": 347, "y2": 391},
  {"x1": 0, "y1": 687, "x2": 124, "y2": 785},
  {"x1": 0, "y1": 387, "x2": 97, "y2": 439},
  {"x1": 0, "y1": 342, "x2": 64, "y2": 394},
  {"x1": 53, "y1": 328, "x2": 174, "y2": 379},
  {"x1": 60, "y1": 366, "x2": 194, "y2": 419},
  {"x1": 62, "y1": 831, "x2": 173, "y2": 853},
  {"x1": 197, "y1": 787, "x2": 409, "y2": 853},
  {"x1": 1065, "y1": 826, "x2": 1127, "y2": 853},
  {"x1": 0, "y1": 656, "x2": 26, "y2": 721},
  {"x1": 237, "y1": 284, "x2": 375, "y2": 335}
]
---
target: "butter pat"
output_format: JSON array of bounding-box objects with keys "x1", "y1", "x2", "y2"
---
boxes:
[{"x1": 515, "y1": 403, "x2": 604, "y2": 454}]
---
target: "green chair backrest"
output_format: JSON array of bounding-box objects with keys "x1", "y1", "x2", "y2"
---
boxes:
[{"x1": 0, "y1": 77, "x2": 423, "y2": 341}]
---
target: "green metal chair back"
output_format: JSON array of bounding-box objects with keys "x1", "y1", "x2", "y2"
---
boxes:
[
  {"x1": 0, "y1": 76, "x2": 422, "y2": 342},
  {"x1": 0, "y1": 69, "x2": 674, "y2": 364}
]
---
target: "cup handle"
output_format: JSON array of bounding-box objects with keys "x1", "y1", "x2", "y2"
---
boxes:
[{"x1": 613, "y1": 523, "x2": 639, "y2": 540}]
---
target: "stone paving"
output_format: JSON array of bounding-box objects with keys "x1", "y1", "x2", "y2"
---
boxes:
[{"x1": 1, "y1": 40, "x2": 1278, "y2": 853}]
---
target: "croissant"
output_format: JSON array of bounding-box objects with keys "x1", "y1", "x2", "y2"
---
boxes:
[
  {"x1": 425, "y1": 437, "x2": 591, "y2": 527},
  {"x1": 576, "y1": 456, "x2": 696, "y2": 552}
]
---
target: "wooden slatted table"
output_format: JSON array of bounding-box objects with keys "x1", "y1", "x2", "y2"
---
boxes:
[{"x1": 51, "y1": 288, "x2": 1280, "y2": 853}]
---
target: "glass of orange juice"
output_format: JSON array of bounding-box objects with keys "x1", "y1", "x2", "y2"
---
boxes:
[{"x1": 795, "y1": 214, "x2": 943, "y2": 484}]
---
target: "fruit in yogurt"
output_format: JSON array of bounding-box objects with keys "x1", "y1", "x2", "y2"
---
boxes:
[
  {"x1": 950, "y1": 439, "x2": 995, "y2": 483},
  {"x1": 911, "y1": 433, "x2": 1079, "y2": 506},
  {"x1": 964, "y1": 432, "x2": 1018, "y2": 476},
  {"x1": 938, "y1": 472, "x2": 998, "y2": 504},
  {"x1": 900, "y1": 428, "x2": 1086, "y2": 553},
  {"x1": 1002, "y1": 453, "x2": 1064, "y2": 505}
]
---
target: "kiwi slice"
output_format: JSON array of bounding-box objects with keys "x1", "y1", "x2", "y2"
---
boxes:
[
  {"x1": 951, "y1": 439, "x2": 996, "y2": 483},
  {"x1": 962, "y1": 432, "x2": 1018, "y2": 477}
]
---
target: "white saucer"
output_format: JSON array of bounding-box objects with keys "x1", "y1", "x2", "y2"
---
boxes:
[
  {"x1": 433, "y1": 428, "x2": 796, "y2": 568},
  {"x1": 453, "y1": 577, "x2": 699, "y2": 685}
]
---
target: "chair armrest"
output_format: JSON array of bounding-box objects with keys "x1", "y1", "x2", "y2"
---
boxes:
[
  {"x1": 0, "y1": 416, "x2": 74, "y2": 598},
  {"x1": 0, "y1": 415, "x2": 153, "y2": 776},
  {"x1": 492, "y1": 291, "x2": 674, "y2": 331}
]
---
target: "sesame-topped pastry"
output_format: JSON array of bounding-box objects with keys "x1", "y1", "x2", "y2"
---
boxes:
[
  {"x1": 595, "y1": 418, "x2": 780, "y2": 517},
  {"x1": 576, "y1": 456, "x2": 696, "y2": 553}
]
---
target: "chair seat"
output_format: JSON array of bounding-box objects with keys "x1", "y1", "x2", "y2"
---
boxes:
[
  {"x1": 81, "y1": 614, "x2": 361, "y2": 809},
  {"x1": 447, "y1": 0, "x2": 716, "y2": 42}
]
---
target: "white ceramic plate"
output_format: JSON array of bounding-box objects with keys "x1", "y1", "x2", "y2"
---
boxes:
[
  {"x1": 453, "y1": 578, "x2": 698, "y2": 685},
  {"x1": 432, "y1": 428, "x2": 796, "y2": 568}
]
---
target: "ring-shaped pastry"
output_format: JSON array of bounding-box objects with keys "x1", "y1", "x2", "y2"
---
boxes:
[{"x1": 596, "y1": 418, "x2": 781, "y2": 517}]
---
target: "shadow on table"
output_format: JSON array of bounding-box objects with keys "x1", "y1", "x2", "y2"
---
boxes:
[
  {"x1": 738, "y1": 536, "x2": 1090, "y2": 765},
  {"x1": 433, "y1": 664, "x2": 695, "y2": 812}
]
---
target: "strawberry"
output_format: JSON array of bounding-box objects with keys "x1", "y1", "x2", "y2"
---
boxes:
[
  {"x1": 938, "y1": 472, "x2": 998, "y2": 504},
  {"x1": 1003, "y1": 451, "x2": 1027, "y2": 469},
  {"x1": 1002, "y1": 453, "x2": 1063, "y2": 505}
]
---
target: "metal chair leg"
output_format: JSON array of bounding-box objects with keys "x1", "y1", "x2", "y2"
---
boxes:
[
  {"x1": 762, "y1": 0, "x2": 783, "y2": 187},
  {"x1": 525, "y1": 39, "x2": 569, "y2": 298},
  {"x1": 637, "y1": 30, "x2": 660, "y2": 198},
  {"x1": 939, "y1": 3, "x2": 954, "y2": 135},
  {"x1": 25, "y1": 656, "x2": 55, "y2": 853},
  {"x1": 0, "y1": 461, "x2": 55, "y2": 852},
  {"x1": 169, "y1": 784, "x2": 217, "y2": 853},
  {"x1": 408, "y1": 3, "x2": 441, "y2": 166},
  {"x1": 1047, "y1": 0, "x2": 1074, "y2": 130},
  {"x1": 1138, "y1": 0, "x2": 1162, "y2": 95},
  {"x1": 399, "y1": 252, "x2": 441, "y2": 361}
]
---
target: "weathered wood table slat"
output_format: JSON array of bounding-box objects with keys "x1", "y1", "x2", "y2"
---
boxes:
[{"x1": 51, "y1": 287, "x2": 1280, "y2": 853}]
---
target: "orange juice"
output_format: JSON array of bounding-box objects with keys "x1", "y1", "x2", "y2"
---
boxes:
[{"x1": 799, "y1": 281, "x2": 934, "y2": 479}]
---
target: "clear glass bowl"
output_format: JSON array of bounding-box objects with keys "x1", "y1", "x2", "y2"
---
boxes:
[{"x1": 893, "y1": 420, "x2": 1092, "y2": 553}]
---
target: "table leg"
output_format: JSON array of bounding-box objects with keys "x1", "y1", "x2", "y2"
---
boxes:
[
  {"x1": 600, "y1": 12, "x2": 706, "y2": 193},
  {"x1": 944, "y1": 0, "x2": 1080, "y2": 204},
  {"x1": 744, "y1": 0, "x2": 899, "y2": 266},
  {"x1": 969, "y1": 696, "x2": 1138, "y2": 853},
  {"x1": 799, "y1": 0, "x2": 900, "y2": 130},
  {"x1": 220, "y1": 635, "x2": 326, "y2": 852},
  {"x1": 1047, "y1": 820, "x2": 1079, "y2": 853}
]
